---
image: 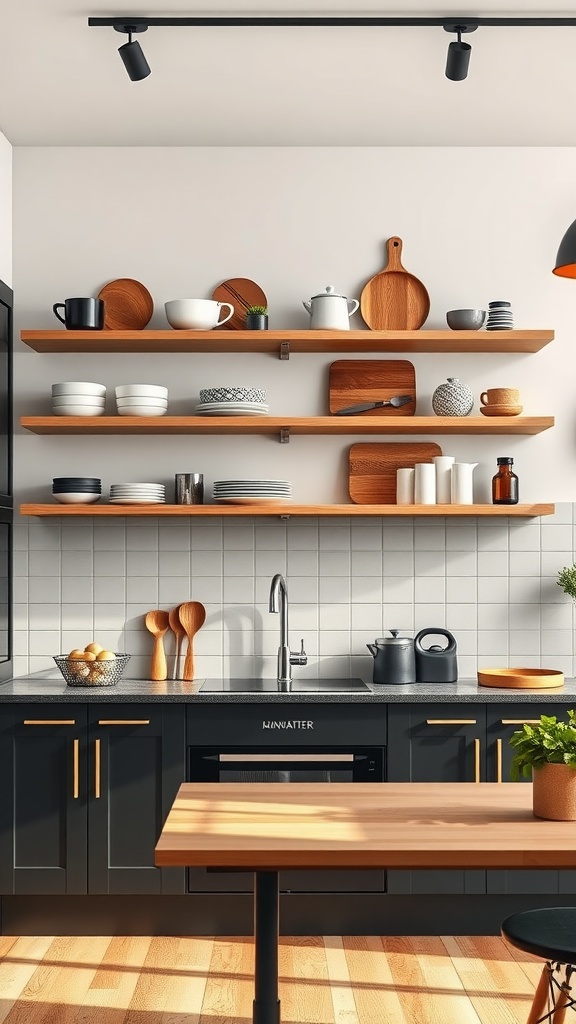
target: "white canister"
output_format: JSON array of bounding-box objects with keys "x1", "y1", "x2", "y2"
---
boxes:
[
  {"x1": 396, "y1": 467, "x2": 415, "y2": 505},
  {"x1": 433, "y1": 455, "x2": 455, "y2": 504},
  {"x1": 414, "y1": 463, "x2": 436, "y2": 505},
  {"x1": 451, "y1": 462, "x2": 478, "y2": 504}
]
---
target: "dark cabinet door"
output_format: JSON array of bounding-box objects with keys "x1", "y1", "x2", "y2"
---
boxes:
[
  {"x1": 88, "y1": 705, "x2": 186, "y2": 894},
  {"x1": 387, "y1": 703, "x2": 487, "y2": 895},
  {"x1": 486, "y1": 704, "x2": 562, "y2": 895},
  {"x1": 0, "y1": 704, "x2": 88, "y2": 894}
]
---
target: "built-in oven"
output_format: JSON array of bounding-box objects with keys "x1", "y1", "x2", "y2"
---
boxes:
[{"x1": 186, "y1": 703, "x2": 386, "y2": 892}]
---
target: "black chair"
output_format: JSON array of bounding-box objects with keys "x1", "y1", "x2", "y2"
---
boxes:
[{"x1": 502, "y1": 909, "x2": 576, "y2": 1023}]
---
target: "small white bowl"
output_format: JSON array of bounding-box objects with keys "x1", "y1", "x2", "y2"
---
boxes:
[
  {"x1": 116, "y1": 396, "x2": 168, "y2": 408},
  {"x1": 52, "y1": 492, "x2": 102, "y2": 504},
  {"x1": 117, "y1": 406, "x2": 168, "y2": 417},
  {"x1": 115, "y1": 384, "x2": 168, "y2": 399},
  {"x1": 52, "y1": 382, "x2": 106, "y2": 397},
  {"x1": 52, "y1": 405, "x2": 106, "y2": 417},
  {"x1": 52, "y1": 395, "x2": 105, "y2": 406}
]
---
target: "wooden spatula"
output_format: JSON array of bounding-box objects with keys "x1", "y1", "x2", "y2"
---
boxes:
[
  {"x1": 144, "y1": 609, "x2": 170, "y2": 681},
  {"x1": 168, "y1": 604, "x2": 186, "y2": 680},
  {"x1": 178, "y1": 601, "x2": 207, "y2": 681}
]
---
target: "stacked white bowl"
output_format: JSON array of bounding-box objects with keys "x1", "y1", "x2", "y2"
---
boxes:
[
  {"x1": 52, "y1": 382, "x2": 106, "y2": 417},
  {"x1": 115, "y1": 384, "x2": 168, "y2": 417}
]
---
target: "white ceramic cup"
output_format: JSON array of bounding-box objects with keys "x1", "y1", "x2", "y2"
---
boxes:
[
  {"x1": 433, "y1": 455, "x2": 455, "y2": 505},
  {"x1": 451, "y1": 462, "x2": 478, "y2": 504},
  {"x1": 396, "y1": 467, "x2": 415, "y2": 505},
  {"x1": 165, "y1": 299, "x2": 234, "y2": 331},
  {"x1": 414, "y1": 463, "x2": 436, "y2": 505}
]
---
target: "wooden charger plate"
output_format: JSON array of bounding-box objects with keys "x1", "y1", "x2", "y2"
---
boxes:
[
  {"x1": 478, "y1": 668, "x2": 565, "y2": 689},
  {"x1": 212, "y1": 278, "x2": 267, "y2": 331},
  {"x1": 98, "y1": 278, "x2": 154, "y2": 330}
]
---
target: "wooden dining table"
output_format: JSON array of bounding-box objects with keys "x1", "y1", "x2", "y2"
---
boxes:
[{"x1": 155, "y1": 782, "x2": 576, "y2": 1024}]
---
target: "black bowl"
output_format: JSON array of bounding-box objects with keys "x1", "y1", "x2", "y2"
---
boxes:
[{"x1": 53, "y1": 477, "x2": 101, "y2": 485}]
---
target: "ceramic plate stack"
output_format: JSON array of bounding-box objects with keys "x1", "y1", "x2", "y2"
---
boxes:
[
  {"x1": 109, "y1": 482, "x2": 166, "y2": 505},
  {"x1": 52, "y1": 382, "x2": 106, "y2": 417},
  {"x1": 196, "y1": 386, "x2": 268, "y2": 416},
  {"x1": 486, "y1": 301, "x2": 514, "y2": 330},
  {"x1": 213, "y1": 479, "x2": 292, "y2": 504},
  {"x1": 115, "y1": 385, "x2": 168, "y2": 417}
]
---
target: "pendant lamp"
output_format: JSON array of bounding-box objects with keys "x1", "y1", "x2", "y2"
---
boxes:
[{"x1": 553, "y1": 219, "x2": 576, "y2": 278}]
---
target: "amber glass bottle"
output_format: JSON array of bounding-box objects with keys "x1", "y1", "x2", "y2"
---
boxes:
[{"x1": 492, "y1": 457, "x2": 519, "y2": 505}]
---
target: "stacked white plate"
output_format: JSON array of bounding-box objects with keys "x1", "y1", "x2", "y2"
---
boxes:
[
  {"x1": 196, "y1": 401, "x2": 269, "y2": 417},
  {"x1": 52, "y1": 382, "x2": 106, "y2": 417},
  {"x1": 213, "y1": 479, "x2": 292, "y2": 504},
  {"x1": 109, "y1": 482, "x2": 166, "y2": 505},
  {"x1": 115, "y1": 385, "x2": 168, "y2": 417}
]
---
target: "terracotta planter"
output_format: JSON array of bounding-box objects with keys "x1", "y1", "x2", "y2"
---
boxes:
[{"x1": 533, "y1": 762, "x2": 576, "y2": 820}]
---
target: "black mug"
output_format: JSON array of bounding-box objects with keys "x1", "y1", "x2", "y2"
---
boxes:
[{"x1": 53, "y1": 297, "x2": 105, "y2": 330}]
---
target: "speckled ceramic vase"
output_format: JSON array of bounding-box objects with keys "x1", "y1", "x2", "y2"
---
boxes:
[
  {"x1": 533, "y1": 763, "x2": 576, "y2": 821},
  {"x1": 432, "y1": 377, "x2": 474, "y2": 417}
]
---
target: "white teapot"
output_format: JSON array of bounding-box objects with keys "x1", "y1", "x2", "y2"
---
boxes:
[{"x1": 303, "y1": 285, "x2": 359, "y2": 331}]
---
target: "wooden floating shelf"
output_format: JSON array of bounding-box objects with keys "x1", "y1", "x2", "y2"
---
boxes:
[
  {"x1": 20, "y1": 328, "x2": 555, "y2": 356},
  {"x1": 20, "y1": 503, "x2": 555, "y2": 519},
  {"x1": 20, "y1": 415, "x2": 555, "y2": 437}
]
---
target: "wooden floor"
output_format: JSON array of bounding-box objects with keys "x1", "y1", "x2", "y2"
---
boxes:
[{"x1": 0, "y1": 934, "x2": 545, "y2": 1024}]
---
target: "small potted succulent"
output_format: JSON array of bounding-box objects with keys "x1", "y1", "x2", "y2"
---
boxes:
[
  {"x1": 245, "y1": 304, "x2": 268, "y2": 330},
  {"x1": 510, "y1": 711, "x2": 576, "y2": 820}
]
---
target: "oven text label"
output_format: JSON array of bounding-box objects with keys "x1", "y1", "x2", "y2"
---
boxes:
[{"x1": 262, "y1": 721, "x2": 314, "y2": 729}]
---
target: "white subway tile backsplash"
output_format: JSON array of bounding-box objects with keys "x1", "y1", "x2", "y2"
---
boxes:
[
  {"x1": 413, "y1": 525, "x2": 444, "y2": 551},
  {"x1": 415, "y1": 576, "x2": 445, "y2": 604},
  {"x1": 509, "y1": 551, "x2": 540, "y2": 576},
  {"x1": 223, "y1": 576, "x2": 255, "y2": 604},
  {"x1": 223, "y1": 524, "x2": 254, "y2": 550},
  {"x1": 319, "y1": 551, "x2": 350, "y2": 576},
  {"x1": 414, "y1": 604, "x2": 446, "y2": 629},
  {"x1": 158, "y1": 577, "x2": 190, "y2": 603},
  {"x1": 385, "y1": 525, "x2": 415, "y2": 550},
  {"x1": 446, "y1": 525, "x2": 477, "y2": 551},
  {"x1": 541, "y1": 602, "x2": 573, "y2": 629},
  {"x1": 382, "y1": 604, "x2": 414, "y2": 631},
  {"x1": 446, "y1": 604, "x2": 478, "y2": 630},
  {"x1": 509, "y1": 577, "x2": 541, "y2": 604},
  {"x1": 446, "y1": 577, "x2": 477, "y2": 603},
  {"x1": 28, "y1": 577, "x2": 58, "y2": 603},
  {"x1": 509, "y1": 630, "x2": 541, "y2": 657},
  {"x1": 477, "y1": 577, "x2": 509, "y2": 603},
  {"x1": 509, "y1": 603, "x2": 540, "y2": 630},
  {"x1": 318, "y1": 577, "x2": 350, "y2": 604},
  {"x1": 413, "y1": 551, "x2": 445, "y2": 578},
  {"x1": 223, "y1": 550, "x2": 255, "y2": 576},
  {"x1": 381, "y1": 550, "x2": 413, "y2": 577},
  {"x1": 29, "y1": 604, "x2": 60, "y2": 630},
  {"x1": 351, "y1": 576, "x2": 383, "y2": 604},
  {"x1": 351, "y1": 525, "x2": 382, "y2": 551},
  {"x1": 286, "y1": 525, "x2": 319, "y2": 550},
  {"x1": 255, "y1": 524, "x2": 287, "y2": 550},
  {"x1": 478, "y1": 603, "x2": 510, "y2": 630},
  {"x1": 94, "y1": 604, "x2": 126, "y2": 630},
  {"x1": 477, "y1": 525, "x2": 508, "y2": 551},
  {"x1": 158, "y1": 550, "x2": 189, "y2": 577},
  {"x1": 445, "y1": 550, "x2": 477, "y2": 577},
  {"x1": 60, "y1": 524, "x2": 93, "y2": 551},
  {"x1": 126, "y1": 524, "x2": 158, "y2": 551},
  {"x1": 350, "y1": 604, "x2": 382, "y2": 632},
  {"x1": 319, "y1": 604, "x2": 351, "y2": 631},
  {"x1": 61, "y1": 604, "x2": 93, "y2": 630},
  {"x1": 477, "y1": 551, "x2": 508, "y2": 576},
  {"x1": 94, "y1": 576, "x2": 126, "y2": 604},
  {"x1": 255, "y1": 550, "x2": 287, "y2": 576},
  {"x1": 541, "y1": 629, "x2": 573, "y2": 657},
  {"x1": 383, "y1": 576, "x2": 414, "y2": 604},
  {"x1": 126, "y1": 577, "x2": 157, "y2": 604},
  {"x1": 29, "y1": 550, "x2": 60, "y2": 577},
  {"x1": 29, "y1": 523, "x2": 61, "y2": 551},
  {"x1": 94, "y1": 550, "x2": 126, "y2": 576},
  {"x1": 192, "y1": 549, "x2": 223, "y2": 576},
  {"x1": 287, "y1": 549, "x2": 319, "y2": 576},
  {"x1": 509, "y1": 524, "x2": 541, "y2": 551},
  {"x1": 126, "y1": 551, "x2": 159, "y2": 577},
  {"x1": 159, "y1": 525, "x2": 190, "y2": 551},
  {"x1": 289, "y1": 576, "x2": 319, "y2": 603},
  {"x1": 477, "y1": 630, "x2": 508, "y2": 657},
  {"x1": 541, "y1": 524, "x2": 573, "y2": 552},
  {"x1": 61, "y1": 550, "x2": 93, "y2": 577},
  {"x1": 94, "y1": 525, "x2": 126, "y2": 551}
]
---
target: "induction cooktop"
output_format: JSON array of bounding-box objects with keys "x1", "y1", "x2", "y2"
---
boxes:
[{"x1": 200, "y1": 678, "x2": 371, "y2": 693}]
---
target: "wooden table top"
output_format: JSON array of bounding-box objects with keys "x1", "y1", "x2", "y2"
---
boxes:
[{"x1": 155, "y1": 782, "x2": 576, "y2": 870}]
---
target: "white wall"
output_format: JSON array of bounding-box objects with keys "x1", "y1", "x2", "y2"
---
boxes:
[
  {"x1": 0, "y1": 132, "x2": 12, "y2": 285},
  {"x1": 11, "y1": 146, "x2": 576, "y2": 503}
]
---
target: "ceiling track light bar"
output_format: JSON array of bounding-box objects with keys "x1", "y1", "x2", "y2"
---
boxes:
[{"x1": 88, "y1": 16, "x2": 576, "y2": 29}]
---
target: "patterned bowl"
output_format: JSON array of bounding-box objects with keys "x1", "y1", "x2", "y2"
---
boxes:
[
  {"x1": 54, "y1": 653, "x2": 131, "y2": 687},
  {"x1": 199, "y1": 387, "x2": 267, "y2": 404}
]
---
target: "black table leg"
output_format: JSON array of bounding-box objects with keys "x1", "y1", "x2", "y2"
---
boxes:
[{"x1": 253, "y1": 869, "x2": 280, "y2": 1024}]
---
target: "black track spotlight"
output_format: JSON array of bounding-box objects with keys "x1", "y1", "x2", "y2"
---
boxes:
[
  {"x1": 114, "y1": 23, "x2": 151, "y2": 81},
  {"x1": 444, "y1": 21, "x2": 478, "y2": 81}
]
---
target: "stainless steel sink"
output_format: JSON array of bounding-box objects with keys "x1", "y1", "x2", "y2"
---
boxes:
[{"x1": 200, "y1": 678, "x2": 370, "y2": 693}]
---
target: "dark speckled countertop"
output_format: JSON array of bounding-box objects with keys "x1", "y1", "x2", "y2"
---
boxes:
[{"x1": 1, "y1": 672, "x2": 576, "y2": 702}]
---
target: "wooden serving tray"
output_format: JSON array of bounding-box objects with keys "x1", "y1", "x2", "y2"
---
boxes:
[
  {"x1": 478, "y1": 668, "x2": 565, "y2": 689},
  {"x1": 349, "y1": 441, "x2": 441, "y2": 504},
  {"x1": 329, "y1": 359, "x2": 416, "y2": 415}
]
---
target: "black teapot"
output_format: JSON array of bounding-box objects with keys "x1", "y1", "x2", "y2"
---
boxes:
[{"x1": 367, "y1": 630, "x2": 416, "y2": 685}]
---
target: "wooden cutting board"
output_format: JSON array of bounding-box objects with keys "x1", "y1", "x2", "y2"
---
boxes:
[
  {"x1": 97, "y1": 278, "x2": 154, "y2": 330},
  {"x1": 360, "y1": 236, "x2": 430, "y2": 331},
  {"x1": 211, "y1": 278, "x2": 267, "y2": 331},
  {"x1": 329, "y1": 359, "x2": 416, "y2": 416},
  {"x1": 349, "y1": 441, "x2": 442, "y2": 504}
]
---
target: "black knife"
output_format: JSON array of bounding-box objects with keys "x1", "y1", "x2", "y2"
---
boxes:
[{"x1": 335, "y1": 395, "x2": 413, "y2": 416}]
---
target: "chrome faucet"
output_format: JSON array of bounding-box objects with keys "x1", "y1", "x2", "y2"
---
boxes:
[{"x1": 269, "y1": 573, "x2": 307, "y2": 684}]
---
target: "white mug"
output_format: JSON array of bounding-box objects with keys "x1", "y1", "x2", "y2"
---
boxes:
[
  {"x1": 396, "y1": 467, "x2": 415, "y2": 505},
  {"x1": 451, "y1": 462, "x2": 478, "y2": 504},
  {"x1": 165, "y1": 298, "x2": 234, "y2": 331},
  {"x1": 414, "y1": 463, "x2": 436, "y2": 505},
  {"x1": 433, "y1": 456, "x2": 455, "y2": 505}
]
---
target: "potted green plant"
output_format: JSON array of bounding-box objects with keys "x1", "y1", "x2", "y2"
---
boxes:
[
  {"x1": 510, "y1": 711, "x2": 576, "y2": 819},
  {"x1": 557, "y1": 563, "x2": 576, "y2": 602},
  {"x1": 245, "y1": 304, "x2": 268, "y2": 330}
]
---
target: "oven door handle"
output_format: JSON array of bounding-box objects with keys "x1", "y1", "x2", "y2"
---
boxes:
[{"x1": 217, "y1": 753, "x2": 355, "y2": 763}]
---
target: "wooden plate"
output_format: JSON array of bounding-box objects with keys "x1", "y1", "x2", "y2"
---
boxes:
[
  {"x1": 98, "y1": 279, "x2": 154, "y2": 330},
  {"x1": 349, "y1": 441, "x2": 441, "y2": 504},
  {"x1": 211, "y1": 278, "x2": 267, "y2": 331},
  {"x1": 329, "y1": 359, "x2": 416, "y2": 416},
  {"x1": 480, "y1": 405, "x2": 523, "y2": 417},
  {"x1": 360, "y1": 237, "x2": 430, "y2": 331},
  {"x1": 478, "y1": 668, "x2": 565, "y2": 689}
]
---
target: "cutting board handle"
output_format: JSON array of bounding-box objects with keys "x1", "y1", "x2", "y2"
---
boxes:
[{"x1": 385, "y1": 236, "x2": 405, "y2": 272}]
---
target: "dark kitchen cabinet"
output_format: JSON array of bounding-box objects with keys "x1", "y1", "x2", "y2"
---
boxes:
[
  {"x1": 386, "y1": 703, "x2": 487, "y2": 895},
  {"x1": 88, "y1": 705, "x2": 185, "y2": 894},
  {"x1": 0, "y1": 705, "x2": 88, "y2": 894}
]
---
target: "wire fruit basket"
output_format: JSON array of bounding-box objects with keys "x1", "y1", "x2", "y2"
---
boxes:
[{"x1": 54, "y1": 654, "x2": 131, "y2": 687}]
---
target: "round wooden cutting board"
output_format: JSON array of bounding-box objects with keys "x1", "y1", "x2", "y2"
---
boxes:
[
  {"x1": 98, "y1": 278, "x2": 154, "y2": 330},
  {"x1": 360, "y1": 236, "x2": 430, "y2": 331},
  {"x1": 211, "y1": 278, "x2": 267, "y2": 331},
  {"x1": 478, "y1": 668, "x2": 564, "y2": 689}
]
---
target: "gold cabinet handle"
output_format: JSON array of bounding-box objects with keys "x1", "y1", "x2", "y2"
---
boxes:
[
  {"x1": 97, "y1": 720, "x2": 150, "y2": 726},
  {"x1": 94, "y1": 738, "x2": 101, "y2": 799},
  {"x1": 474, "y1": 738, "x2": 481, "y2": 783},
  {"x1": 496, "y1": 737, "x2": 503, "y2": 783},
  {"x1": 501, "y1": 719, "x2": 541, "y2": 726},
  {"x1": 426, "y1": 719, "x2": 477, "y2": 726},
  {"x1": 24, "y1": 719, "x2": 76, "y2": 726},
  {"x1": 73, "y1": 738, "x2": 79, "y2": 799}
]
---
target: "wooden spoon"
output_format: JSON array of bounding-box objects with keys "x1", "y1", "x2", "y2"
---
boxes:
[
  {"x1": 168, "y1": 604, "x2": 186, "y2": 680},
  {"x1": 144, "y1": 609, "x2": 170, "y2": 681},
  {"x1": 178, "y1": 601, "x2": 207, "y2": 681}
]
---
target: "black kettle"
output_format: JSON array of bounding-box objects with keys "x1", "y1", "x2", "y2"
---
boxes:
[
  {"x1": 414, "y1": 628, "x2": 458, "y2": 683},
  {"x1": 366, "y1": 630, "x2": 416, "y2": 685}
]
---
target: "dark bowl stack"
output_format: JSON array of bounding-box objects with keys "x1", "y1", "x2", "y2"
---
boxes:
[{"x1": 52, "y1": 477, "x2": 102, "y2": 504}]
